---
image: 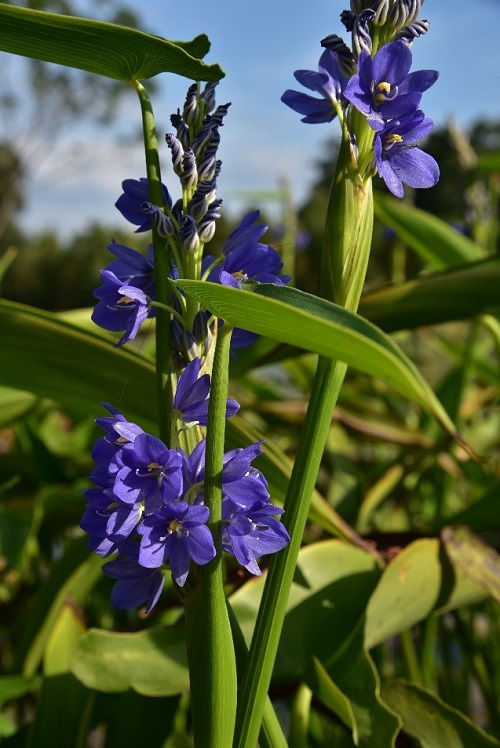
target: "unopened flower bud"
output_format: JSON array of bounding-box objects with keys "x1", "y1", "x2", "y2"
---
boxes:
[
  {"x1": 178, "y1": 215, "x2": 200, "y2": 254},
  {"x1": 180, "y1": 149, "x2": 198, "y2": 190},
  {"x1": 372, "y1": 0, "x2": 389, "y2": 26},
  {"x1": 165, "y1": 133, "x2": 184, "y2": 176},
  {"x1": 352, "y1": 8, "x2": 375, "y2": 55},
  {"x1": 200, "y1": 81, "x2": 218, "y2": 113},
  {"x1": 183, "y1": 83, "x2": 200, "y2": 126},
  {"x1": 321, "y1": 34, "x2": 357, "y2": 77},
  {"x1": 141, "y1": 202, "x2": 174, "y2": 238},
  {"x1": 394, "y1": 18, "x2": 430, "y2": 42}
]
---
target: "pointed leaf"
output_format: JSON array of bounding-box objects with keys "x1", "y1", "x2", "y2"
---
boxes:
[
  {"x1": 374, "y1": 193, "x2": 482, "y2": 269},
  {"x1": 0, "y1": 4, "x2": 224, "y2": 82},
  {"x1": 381, "y1": 680, "x2": 500, "y2": 747},
  {"x1": 174, "y1": 280, "x2": 469, "y2": 449}
]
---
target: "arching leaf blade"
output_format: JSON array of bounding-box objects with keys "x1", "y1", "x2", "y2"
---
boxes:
[
  {"x1": 0, "y1": 300, "x2": 157, "y2": 430},
  {"x1": 0, "y1": 4, "x2": 224, "y2": 82},
  {"x1": 374, "y1": 192, "x2": 482, "y2": 269},
  {"x1": 359, "y1": 257, "x2": 500, "y2": 332},
  {"x1": 174, "y1": 280, "x2": 467, "y2": 446}
]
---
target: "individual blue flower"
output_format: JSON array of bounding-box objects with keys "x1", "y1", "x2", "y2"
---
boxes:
[
  {"x1": 374, "y1": 109, "x2": 439, "y2": 197},
  {"x1": 222, "y1": 498, "x2": 289, "y2": 575},
  {"x1": 80, "y1": 486, "x2": 142, "y2": 557},
  {"x1": 115, "y1": 178, "x2": 172, "y2": 232},
  {"x1": 222, "y1": 210, "x2": 267, "y2": 255},
  {"x1": 281, "y1": 49, "x2": 349, "y2": 124},
  {"x1": 172, "y1": 357, "x2": 239, "y2": 426},
  {"x1": 221, "y1": 443, "x2": 270, "y2": 507},
  {"x1": 114, "y1": 433, "x2": 183, "y2": 514},
  {"x1": 105, "y1": 240, "x2": 155, "y2": 296},
  {"x1": 138, "y1": 501, "x2": 215, "y2": 586},
  {"x1": 344, "y1": 40, "x2": 438, "y2": 131},
  {"x1": 103, "y1": 554, "x2": 165, "y2": 613},
  {"x1": 92, "y1": 271, "x2": 152, "y2": 347},
  {"x1": 209, "y1": 238, "x2": 289, "y2": 289}
]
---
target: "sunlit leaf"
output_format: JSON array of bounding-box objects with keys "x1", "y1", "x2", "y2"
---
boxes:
[
  {"x1": 364, "y1": 539, "x2": 487, "y2": 649},
  {"x1": 72, "y1": 627, "x2": 189, "y2": 696},
  {"x1": 0, "y1": 4, "x2": 224, "y2": 82},
  {"x1": 174, "y1": 280, "x2": 471, "y2": 450}
]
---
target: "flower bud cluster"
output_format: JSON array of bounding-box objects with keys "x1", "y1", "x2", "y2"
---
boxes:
[{"x1": 281, "y1": 1, "x2": 439, "y2": 198}]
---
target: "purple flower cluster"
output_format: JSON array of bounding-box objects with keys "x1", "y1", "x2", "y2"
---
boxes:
[
  {"x1": 282, "y1": 11, "x2": 439, "y2": 198},
  {"x1": 80, "y1": 364, "x2": 288, "y2": 611},
  {"x1": 344, "y1": 40, "x2": 439, "y2": 197}
]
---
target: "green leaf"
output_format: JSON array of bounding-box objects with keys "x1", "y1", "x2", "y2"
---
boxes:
[
  {"x1": 374, "y1": 193, "x2": 482, "y2": 269},
  {"x1": 441, "y1": 525, "x2": 500, "y2": 603},
  {"x1": 364, "y1": 539, "x2": 487, "y2": 649},
  {"x1": 174, "y1": 280, "x2": 470, "y2": 450},
  {"x1": 0, "y1": 300, "x2": 157, "y2": 431},
  {"x1": 0, "y1": 676, "x2": 41, "y2": 707},
  {"x1": 359, "y1": 257, "x2": 500, "y2": 333},
  {"x1": 230, "y1": 540, "x2": 381, "y2": 683},
  {"x1": 477, "y1": 151, "x2": 500, "y2": 173},
  {"x1": 309, "y1": 624, "x2": 401, "y2": 748},
  {"x1": 72, "y1": 627, "x2": 189, "y2": 696},
  {"x1": 44, "y1": 603, "x2": 86, "y2": 676},
  {"x1": 0, "y1": 4, "x2": 224, "y2": 82},
  {"x1": 381, "y1": 680, "x2": 500, "y2": 747}
]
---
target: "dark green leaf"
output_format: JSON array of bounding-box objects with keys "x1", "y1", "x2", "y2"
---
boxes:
[
  {"x1": 0, "y1": 4, "x2": 224, "y2": 82},
  {"x1": 374, "y1": 193, "x2": 482, "y2": 269},
  {"x1": 0, "y1": 300, "x2": 157, "y2": 431},
  {"x1": 359, "y1": 257, "x2": 500, "y2": 333},
  {"x1": 381, "y1": 680, "x2": 500, "y2": 747}
]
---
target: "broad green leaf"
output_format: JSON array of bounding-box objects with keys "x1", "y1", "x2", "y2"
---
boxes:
[
  {"x1": 441, "y1": 525, "x2": 500, "y2": 602},
  {"x1": 311, "y1": 623, "x2": 401, "y2": 748},
  {"x1": 230, "y1": 540, "x2": 381, "y2": 683},
  {"x1": 0, "y1": 300, "x2": 157, "y2": 431},
  {"x1": 359, "y1": 257, "x2": 500, "y2": 333},
  {"x1": 0, "y1": 4, "x2": 224, "y2": 82},
  {"x1": 174, "y1": 280, "x2": 471, "y2": 451},
  {"x1": 72, "y1": 627, "x2": 189, "y2": 696},
  {"x1": 381, "y1": 680, "x2": 500, "y2": 747},
  {"x1": 374, "y1": 193, "x2": 482, "y2": 269},
  {"x1": 364, "y1": 539, "x2": 487, "y2": 649}
]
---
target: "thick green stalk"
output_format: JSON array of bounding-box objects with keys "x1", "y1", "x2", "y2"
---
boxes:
[
  {"x1": 233, "y1": 129, "x2": 374, "y2": 748},
  {"x1": 132, "y1": 80, "x2": 172, "y2": 445},
  {"x1": 184, "y1": 323, "x2": 237, "y2": 747}
]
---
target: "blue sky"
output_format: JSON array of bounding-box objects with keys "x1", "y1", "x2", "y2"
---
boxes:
[{"x1": 4, "y1": 0, "x2": 500, "y2": 238}]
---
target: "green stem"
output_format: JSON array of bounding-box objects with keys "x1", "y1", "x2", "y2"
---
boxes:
[
  {"x1": 132, "y1": 79, "x2": 172, "y2": 445},
  {"x1": 233, "y1": 356, "x2": 348, "y2": 748},
  {"x1": 233, "y1": 131, "x2": 374, "y2": 747},
  {"x1": 184, "y1": 322, "x2": 237, "y2": 747}
]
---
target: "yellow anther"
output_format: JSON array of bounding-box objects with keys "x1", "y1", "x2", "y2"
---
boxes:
[
  {"x1": 168, "y1": 519, "x2": 183, "y2": 534},
  {"x1": 385, "y1": 133, "x2": 403, "y2": 145},
  {"x1": 376, "y1": 81, "x2": 391, "y2": 94}
]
